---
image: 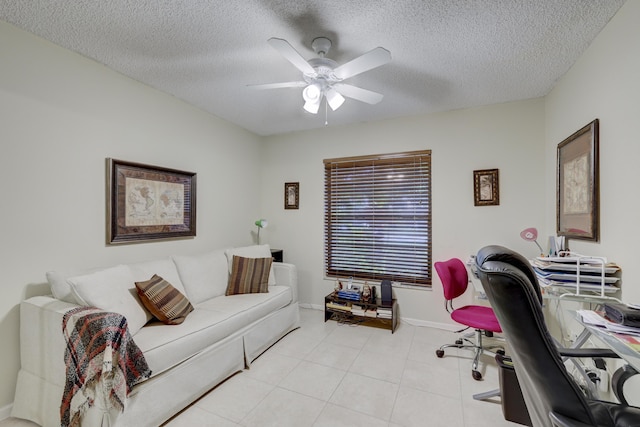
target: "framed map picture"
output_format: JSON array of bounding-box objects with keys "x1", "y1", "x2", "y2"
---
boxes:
[
  {"x1": 107, "y1": 158, "x2": 196, "y2": 244},
  {"x1": 557, "y1": 119, "x2": 599, "y2": 241}
]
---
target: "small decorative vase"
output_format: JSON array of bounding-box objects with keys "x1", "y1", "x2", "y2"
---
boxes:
[{"x1": 362, "y1": 283, "x2": 371, "y2": 302}]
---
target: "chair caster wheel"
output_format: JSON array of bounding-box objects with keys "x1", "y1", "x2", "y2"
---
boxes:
[
  {"x1": 436, "y1": 349, "x2": 444, "y2": 358},
  {"x1": 497, "y1": 349, "x2": 505, "y2": 355},
  {"x1": 455, "y1": 339, "x2": 463, "y2": 345},
  {"x1": 472, "y1": 370, "x2": 482, "y2": 381}
]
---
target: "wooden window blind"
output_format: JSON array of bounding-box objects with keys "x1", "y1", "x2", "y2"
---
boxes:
[{"x1": 324, "y1": 150, "x2": 432, "y2": 286}]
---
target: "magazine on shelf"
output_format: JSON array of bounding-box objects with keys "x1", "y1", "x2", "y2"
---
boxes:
[
  {"x1": 533, "y1": 260, "x2": 619, "y2": 274},
  {"x1": 536, "y1": 255, "x2": 608, "y2": 264},
  {"x1": 538, "y1": 279, "x2": 619, "y2": 294},
  {"x1": 532, "y1": 259, "x2": 619, "y2": 274},
  {"x1": 534, "y1": 270, "x2": 619, "y2": 284}
]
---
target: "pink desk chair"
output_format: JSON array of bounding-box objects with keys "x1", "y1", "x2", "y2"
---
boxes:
[{"x1": 434, "y1": 257, "x2": 503, "y2": 380}]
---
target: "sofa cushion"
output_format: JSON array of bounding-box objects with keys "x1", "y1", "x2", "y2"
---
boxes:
[
  {"x1": 135, "y1": 275, "x2": 194, "y2": 325},
  {"x1": 172, "y1": 249, "x2": 229, "y2": 304},
  {"x1": 226, "y1": 256, "x2": 271, "y2": 296},
  {"x1": 135, "y1": 286, "x2": 293, "y2": 376},
  {"x1": 47, "y1": 267, "x2": 105, "y2": 304},
  {"x1": 48, "y1": 258, "x2": 186, "y2": 305},
  {"x1": 198, "y1": 285, "x2": 292, "y2": 326},
  {"x1": 47, "y1": 270, "x2": 81, "y2": 304},
  {"x1": 224, "y1": 244, "x2": 275, "y2": 286},
  {"x1": 128, "y1": 258, "x2": 187, "y2": 296},
  {"x1": 68, "y1": 264, "x2": 151, "y2": 335},
  {"x1": 133, "y1": 308, "x2": 246, "y2": 376}
]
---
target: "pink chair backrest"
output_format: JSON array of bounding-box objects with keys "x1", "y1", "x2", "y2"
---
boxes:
[{"x1": 434, "y1": 258, "x2": 469, "y2": 301}]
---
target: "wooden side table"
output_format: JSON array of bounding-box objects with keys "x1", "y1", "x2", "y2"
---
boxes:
[
  {"x1": 324, "y1": 292, "x2": 398, "y2": 333},
  {"x1": 270, "y1": 249, "x2": 283, "y2": 262}
]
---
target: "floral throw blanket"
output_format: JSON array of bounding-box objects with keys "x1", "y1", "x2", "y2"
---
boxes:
[{"x1": 60, "y1": 306, "x2": 152, "y2": 427}]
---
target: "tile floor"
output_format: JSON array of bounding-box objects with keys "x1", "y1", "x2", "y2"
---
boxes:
[{"x1": 1, "y1": 308, "x2": 519, "y2": 427}]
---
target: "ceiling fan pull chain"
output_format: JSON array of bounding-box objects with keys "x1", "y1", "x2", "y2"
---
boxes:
[{"x1": 325, "y1": 99, "x2": 329, "y2": 126}]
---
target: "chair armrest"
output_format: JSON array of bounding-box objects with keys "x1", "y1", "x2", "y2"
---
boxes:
[
  {"x1": 557, "y1": 347, "x2": 620, "y2": 359},
  {"x1": 19, "y1": 296, "x2": 80, "y2": 386},
  {"x1": 272, "y1": 262, "x2": 298, "y2": 303},
  {"x1": 549, "y1": 412, "x2": 594, "y2": 427}
]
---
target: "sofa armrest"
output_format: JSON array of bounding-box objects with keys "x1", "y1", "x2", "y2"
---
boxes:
[
  {"x1": 19, "y1": 295, "x2": 80, "y2": 386},
  {"x1": 272, "y1": 263, "x2": 298, "y2": 303}
]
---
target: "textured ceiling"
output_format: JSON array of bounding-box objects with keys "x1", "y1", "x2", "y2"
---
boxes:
[{"x1": 0, "y1": 0, "x2": 627, "y2": 136}]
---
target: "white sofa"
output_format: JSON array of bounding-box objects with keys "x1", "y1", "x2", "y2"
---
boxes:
[{"x1": 12, "y1": 245, "x2": 300, "y2": 427}]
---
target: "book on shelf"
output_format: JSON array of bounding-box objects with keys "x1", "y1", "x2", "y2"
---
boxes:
[
  {"x1": 364, "y1": 309, "x2": 377, "y2": 318},
  {"x1": 337, "y1": 289, "x2": 362, "y2": 301},
  {"x1": 351, "y1": 305, "x2": 365, "y2": 316},
  {"x1": 326, "y1": 302, "x2": 351, "y2": 312}
]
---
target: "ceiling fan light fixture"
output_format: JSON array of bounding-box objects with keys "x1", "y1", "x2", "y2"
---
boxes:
[
  {"x1": 303, "y1": 98, "x2": 321, "y2": 114},
  {"x1": 325, "y1": 87, "x2": 345, "y2": 111},
  {"x1": 302, "y1": 84, "x2": 321, "y2": 102}
]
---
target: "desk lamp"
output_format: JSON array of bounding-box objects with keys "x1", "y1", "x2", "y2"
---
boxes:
[
  {"x1": 255, "y1": 219, "x2": 268, "y2": 244},
  {"x1": 520, "y1": 227, "x2": 544, "y2": 256}
]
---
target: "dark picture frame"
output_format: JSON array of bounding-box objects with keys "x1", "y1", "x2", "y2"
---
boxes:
[
  {"x1": 107, "y1": 158, "x2": 196, "y2": 244},
  {"x1": 557, "y1": 119, "x2": 599, "y2": 241},
  {"x1": 284, "y1": 182, "x2": 299, "y2": 210},
  {"x1": 473, "y1": 169, "x2": 499, "y2": 206}
]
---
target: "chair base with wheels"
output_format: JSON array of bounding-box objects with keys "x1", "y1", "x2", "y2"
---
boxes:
[
  {"x1": 434, "y1": 258, "x2": 504, "y2": 381},
  {"x1": 435, "y1": 326, "x2": 504, "y2": 380}
]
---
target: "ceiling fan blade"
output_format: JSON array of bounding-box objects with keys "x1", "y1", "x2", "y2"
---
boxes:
[
  {"x1": 247, "y1": 81, "x2": 307, "y2": 90},
  {"x1": 333, "y1": 83, "x2": 384, "y2": 104},
  {"x1": 333, "y1": 47, "x2": 391, "y2": 80},
  {"x1": 268, "y1": 38, "x2": 316, "y2": 75}
]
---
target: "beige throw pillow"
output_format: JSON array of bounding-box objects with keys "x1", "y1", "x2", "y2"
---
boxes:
[
  {"x1": 135, "y1": 275, "x2": 194, "y2": 325},
  {"x1": 225, "y1": 256, "x2": 272, "y2": 296}
]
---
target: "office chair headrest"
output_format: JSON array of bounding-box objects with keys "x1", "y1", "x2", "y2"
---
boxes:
[{"x1": 475, "y1": 245, "x2": 543, "y2": 304}]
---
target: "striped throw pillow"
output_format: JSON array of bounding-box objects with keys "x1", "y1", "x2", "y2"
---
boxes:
[
  {"x1": 226, "y1": 256, "x2": 272, "y2": 296},
  {"x1": 135, "y1": 275, "x2": 194, "y2": 325}
]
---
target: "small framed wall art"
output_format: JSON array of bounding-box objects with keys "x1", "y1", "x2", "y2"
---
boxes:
[
  {"x1": 107, "y1": 158, "x2": 197, "y2": 244},
  {"x1": 284, "y1": 182, "x2": 299, "y2": 209},
  {"x1": 556, "y1": 119, "x2": 599, "y2": 241},
  {"x1": 473, "y1": 169, "x2": 499, "y2": 206}
]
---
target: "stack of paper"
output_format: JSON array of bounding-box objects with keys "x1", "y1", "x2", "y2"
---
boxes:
[
  {"x1": 531, "y1": 256, "x2": 620, "y2": 295},
  {"x1": 577, "y1": 310, "x2": 640, "y2": 335}
]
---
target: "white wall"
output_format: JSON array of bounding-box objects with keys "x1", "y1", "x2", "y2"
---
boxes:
[
  {"x1": 545, "y1": 0, "x2": 640, "y2": 303},
  {"x1": 0, "y1": 22, "x2": 263, "y2": 410},
  {"x1": 261, "y1": 98, "x2": 546, "y2": 326}
]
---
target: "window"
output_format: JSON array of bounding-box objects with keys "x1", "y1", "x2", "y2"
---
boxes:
[{"x1": 324, "y1": 150, "x2": 432, "y2": 286}]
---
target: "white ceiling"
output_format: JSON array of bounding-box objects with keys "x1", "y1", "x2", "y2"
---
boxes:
[{"x1": 1, "y1": 0, "x2": 627, "y2": 136}]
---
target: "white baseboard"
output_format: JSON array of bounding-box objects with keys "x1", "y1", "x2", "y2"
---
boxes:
[
  {"x1": 0, "y1": 403, "x2": 12, "y2": 421},
  {"x1": 400, "y1": 317, "x2": 459, "y2": 331},
  {"x1": 299, "y1": 304, "x2": 458, "y2": 331},
  {"x1": 300, "y1": 303, "x2": 323, "y2": 310}
]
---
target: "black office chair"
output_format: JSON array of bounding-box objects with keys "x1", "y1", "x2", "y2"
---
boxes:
[{"x1": 475, "y1": 245, "x2": 640, "y2": 427}]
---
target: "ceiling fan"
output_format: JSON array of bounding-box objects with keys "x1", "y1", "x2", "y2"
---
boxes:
[{"x1": 249, "y1": 37, "x2": 391, "y2": 114}]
